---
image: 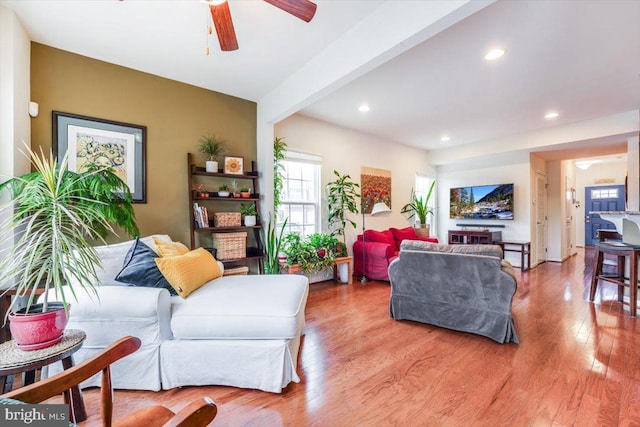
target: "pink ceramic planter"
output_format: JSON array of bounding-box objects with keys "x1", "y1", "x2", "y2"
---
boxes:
[{"x1": 9, "y1": 302, "x2": 70, "y2": 351}]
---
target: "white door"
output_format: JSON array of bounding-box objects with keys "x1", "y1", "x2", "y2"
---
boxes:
[{"x1": 536, "y1": 172, "x2": 547, "y2": 264}]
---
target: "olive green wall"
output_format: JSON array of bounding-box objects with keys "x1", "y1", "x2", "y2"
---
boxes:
[{"x1": 30, "y1": 43, "x2": 257, "y2": 244}]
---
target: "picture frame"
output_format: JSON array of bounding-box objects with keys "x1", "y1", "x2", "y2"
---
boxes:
[
  {"x1": 52, "y1": 111, "x2": 147, "y2": 203},
  {"x1": 223, "y1": 156, "x2": 244, "y2": 175}
]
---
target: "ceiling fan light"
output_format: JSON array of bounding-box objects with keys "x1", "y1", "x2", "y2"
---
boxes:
[{"x1": 545, "y1": 111, "x2": 559, "y2": 119}]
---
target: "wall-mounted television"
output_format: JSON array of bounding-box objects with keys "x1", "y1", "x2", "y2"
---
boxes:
[{"x1": 450, "y1": 183, "x2": 514, "y2": 220}]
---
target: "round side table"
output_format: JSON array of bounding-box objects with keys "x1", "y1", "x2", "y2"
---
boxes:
[{"x1": 0, "y1": 329, "x2": 87, "y2": 423}]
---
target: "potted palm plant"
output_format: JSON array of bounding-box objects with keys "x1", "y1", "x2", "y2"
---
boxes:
[
  {"x1": 0, "y1": 146, "x2": 139, "y2": 350},
  {"x1": 198, "y1": 134, "x2": 227, "y2": 173},
  {"x1": 400, "y1": 181, "x2": 435, "y2": 237}
]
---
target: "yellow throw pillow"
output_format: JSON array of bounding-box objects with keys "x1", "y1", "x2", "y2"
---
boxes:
[
  {"x1": 153, "y1": 237, "x2": 190, "y2": 257},
  {"x1": 155, "y1": 248, "x2": 222, "y2": 298}
]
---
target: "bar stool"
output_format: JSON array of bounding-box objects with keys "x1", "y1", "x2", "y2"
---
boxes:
[{"x1": 590, "y1": 241, "x2": 640, "y2": 317}]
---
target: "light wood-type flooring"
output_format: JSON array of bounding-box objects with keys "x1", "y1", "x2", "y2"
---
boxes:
[{"x1": 70, "y1": 248, "x2": 639, "y2": 426}]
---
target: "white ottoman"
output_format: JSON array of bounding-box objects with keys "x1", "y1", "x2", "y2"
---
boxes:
[{"x1": 160, "y1": 274, "x2": 308, "y2": 392}]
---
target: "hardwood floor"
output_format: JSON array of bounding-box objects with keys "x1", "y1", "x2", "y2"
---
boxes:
[{"x1": 73, "y1": 248, "x2": 639, "y2": 426}]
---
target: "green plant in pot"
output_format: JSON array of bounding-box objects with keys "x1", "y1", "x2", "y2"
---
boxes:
[
  {"x1": 198, "y1": 134, "x2": 227, "y2": 173},
  {"x1": 327, "y1": 170, "x2": 360, "y2": 249},
  {"x1": 283, "y1": 233, "x2": 344, "y2": 273},
  {"x1": 240, "y1": 203, "x2": 257, "y2": 227},
  {"x1": 0, "y1": 146, "x2": 139, "y2": 350},
  {"x1": 400, "y1": 181, "x2": 435, "y2": 237}
]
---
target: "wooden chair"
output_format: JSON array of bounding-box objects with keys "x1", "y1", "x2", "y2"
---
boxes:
[{"x1": 1, "y1": 336, "x2": 217, "y2": 427}]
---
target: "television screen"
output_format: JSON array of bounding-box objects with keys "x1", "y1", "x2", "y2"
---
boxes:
[{"x1": 450, "y1": 183, "x2": 514, "y2": 220}]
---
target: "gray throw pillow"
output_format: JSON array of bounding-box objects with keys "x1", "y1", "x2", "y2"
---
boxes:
[{"x1": 115, "y1": 238, "x2": 177, "y2": 296}]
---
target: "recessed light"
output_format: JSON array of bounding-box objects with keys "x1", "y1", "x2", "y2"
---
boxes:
[
  {"x1": 545, "y1": 111, "x2": 559, "y2": 119},
  {"x1": 358, "y1": 104, "x2": 370, "y2": 113},
  {"x1": 484, "y1": 48, "x2": 505, "y2": 61},
  {"x1": 441, "y1": 136, "x2": 450, "y2": 142}
]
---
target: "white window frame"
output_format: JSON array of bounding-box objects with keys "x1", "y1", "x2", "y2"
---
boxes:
[
  {"x1": 276, "y1": 151, "x2": 322, "y2": 239},
  {"x1": 415, "y1": 173, "x2": 436, "y2": 227}
]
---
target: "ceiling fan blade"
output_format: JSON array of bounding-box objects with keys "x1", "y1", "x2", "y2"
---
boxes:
[
  {"x1": 209, "y1": 2, "x2": 238, "y2": 51},
  {"x1": 264, "y1": 0, "x2": 317, "y2": 23}
]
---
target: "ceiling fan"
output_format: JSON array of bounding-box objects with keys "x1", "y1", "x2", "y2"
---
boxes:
[{"x1": 207, "y1": 0, "x2": 317, "y2": 52}]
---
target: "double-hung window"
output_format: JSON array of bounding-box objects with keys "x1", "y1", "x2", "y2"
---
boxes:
[
  {"x1": 276, "y1": 151, "x2": 321, "y2": 238},
  {"x1": 414, "y1": 173, "x2": 436, "y2": 225}
]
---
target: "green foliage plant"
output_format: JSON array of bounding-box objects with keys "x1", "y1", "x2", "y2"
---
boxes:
[
  {"x1": 273, "y1": 136, "x2": 287, "y2": 211},
  {"x1": 326, "y1": 170, "x2": 360, "y2": 248},
  {"x1": 219, "y1": 184, "x2": 230, "y2": 191},
  {"x1": 400, "y1": 181, "x2": 435, "y2": 226},
  {"x1": 260, "y1": 215, "x2": 288, "y2": 274},
  {"x1": 198, "y1": 134, "x2": 228, "y2": 162},
  {"x1": 283, "y1": 233, "x2": 346, "y2": 273},
  {"x1": 240, "y1": 203, "x2": 257, "y2": 216},
  {"x1": 0, "y1": 146, "x2": 139, "y2": 318}
]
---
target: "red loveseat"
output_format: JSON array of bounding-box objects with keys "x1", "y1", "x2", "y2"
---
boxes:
[{"x1": 353, "y1": 226, "x2": 438, "y2": 281}]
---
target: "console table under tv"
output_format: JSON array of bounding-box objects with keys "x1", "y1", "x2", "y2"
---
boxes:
[
  {"x1": 448, "y1": 228, "x2": 530, "y2": 271},
  {"x1": 448, "y1": 229, "x2": 502, "y2": 245}
]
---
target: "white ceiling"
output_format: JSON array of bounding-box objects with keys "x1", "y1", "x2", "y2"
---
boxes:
[{"x1": 3, "y1": 0, "x2": 639, "y2": 160}]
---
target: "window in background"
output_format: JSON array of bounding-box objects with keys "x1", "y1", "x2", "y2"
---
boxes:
[
  {"x1": 415, "y1": 173, "x2": 436, "y2": 225},
  {"x1": 277, "y1": 152, "x2": 321, "y2": 238}
]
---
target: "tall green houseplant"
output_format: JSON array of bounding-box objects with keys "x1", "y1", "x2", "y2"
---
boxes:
[
  {"x1": 327, "y1": 170, "x2": 360, "y2": 248},
  {"x1": 273, "y1": 136, "x2": 287, "y2": 212},
  {"x1": 0, "y1": 146, "x2": 139, "y2": 317},
  {"x1": 259, "y1": 216, "x2": 287, "y2": 274}
]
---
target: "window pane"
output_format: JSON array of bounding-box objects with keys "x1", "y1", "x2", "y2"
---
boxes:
[
  {"x1": 288, "y1": 180, "x2": 303, "y2": 202},
  {"x1": 278, "y1": 155, "x2": 321, "y2": 239},
  {"x1": 304, "y1": 205, "x2": 315, "y2": 224}
]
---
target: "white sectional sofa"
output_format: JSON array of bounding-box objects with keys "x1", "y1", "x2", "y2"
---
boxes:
[{"x1": 46, "y1": 235, "x2": 309, "y2": 393}]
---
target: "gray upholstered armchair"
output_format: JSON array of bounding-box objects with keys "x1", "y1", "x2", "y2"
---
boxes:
[{"x1": 388, "y1": 241, "x2": 518, "y2": 344}]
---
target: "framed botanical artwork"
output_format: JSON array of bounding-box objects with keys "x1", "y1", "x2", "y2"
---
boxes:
[
  {"x1": 224, "y1": 156, "x2": 244, "y2": 175},
  {"x1": 52, "y1": 111, "x2": 147, "y2": 203}
]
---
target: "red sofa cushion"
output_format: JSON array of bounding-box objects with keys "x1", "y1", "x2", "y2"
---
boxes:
[
  {"x1": 390, "y1": 226, "x2": 417, "y2": 244},
  {"x1": 391, "y1": 226, "x2": 438, "y2": 246},
  {"x1": 363, "y1": 229, "x2": 397, "y2": 250}
]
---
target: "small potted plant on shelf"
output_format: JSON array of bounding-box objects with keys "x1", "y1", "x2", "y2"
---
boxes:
[
  {"x1": 0, "y1": 146, "x2": 139, "y2": 350},
  {"x1": 240, "y1": 203, "x2": 257, "y2": 227},
  {"x1": 217, "y1": 184, "x2": 230, "y2": 197},
  {"x1": 230, "y1": 179, "x2": 241, "y2": 198},
  {"x1": 195, "y1": 183, "x2": 209, "y2": 198},
  {"x1": 198, "y1": 134, "x2": 227, "y2": 173},
  {"x1": 240, "y1": 187, "x2": 251, "y2": 198}
]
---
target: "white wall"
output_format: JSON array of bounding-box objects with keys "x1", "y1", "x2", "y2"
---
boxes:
[
  {"x1": 0, "y1": 6, "x2": 31, "y2": 269},
  {"x1": 529, "y1": 153, "x2": 547, "y2": 265},
  {"x1": 275, "y1": 114, "x2": 432, "y2": 254},
  {"x1": 436, "y1": 151, "x2": 531, "y2": 267},
  {"x1": 546, "y1": 160, "x2": 576, "y2": 261},
  {"x1": 574, "y1": 159, "x2": 627, "y2": 246}
]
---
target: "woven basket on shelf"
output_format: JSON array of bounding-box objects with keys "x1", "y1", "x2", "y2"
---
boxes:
[
  {"x1": 214, "y1": 212, "x2": 241, "y2": 227},
  {"x1": 212, "y1": 232, "x2": 247, "y2": 260}
]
